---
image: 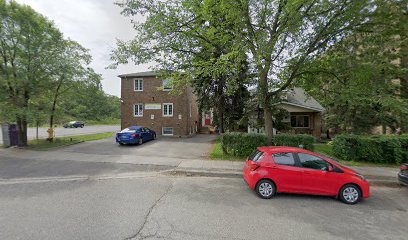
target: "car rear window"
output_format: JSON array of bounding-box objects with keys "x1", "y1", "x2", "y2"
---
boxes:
[
  {"x1": 120, "y1": 128, "x2": 137, "y2": 133},
  {"x1": 272, "y1": 153, "x2": 295, "y2": 166},
  {"x1": 248, "y1": 150, "x2": 264, "y2": 162}
]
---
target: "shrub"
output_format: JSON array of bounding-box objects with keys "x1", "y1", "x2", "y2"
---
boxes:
[
  {"x1": 220, "y1": 133, "x2": 315, "y2": 157},
  {"x1": 332, "y1": 134, "x2": 408, "y2": 164}
]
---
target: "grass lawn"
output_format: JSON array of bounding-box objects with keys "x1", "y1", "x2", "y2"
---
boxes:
[
  {"x1": 27, "y1": 132, "x2": 115, "y2": 150},
  {"x1": 209, "y1": 140, "x2": 246, "y2": 161}
]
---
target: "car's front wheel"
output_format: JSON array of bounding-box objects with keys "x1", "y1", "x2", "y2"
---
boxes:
[
  {"x1": 138, "y1": 138, "x2": 143, "y2": 145},
  {"x1": 256, "y1": 179, "x2": 276, "y2": 199},
  {"x1": 339, "y1": 184, "x2": 361, "y2": 204}
]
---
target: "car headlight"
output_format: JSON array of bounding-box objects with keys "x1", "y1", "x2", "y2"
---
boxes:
[{"x1": 355, "y1": 173, "x2": 366, "y2": 181}]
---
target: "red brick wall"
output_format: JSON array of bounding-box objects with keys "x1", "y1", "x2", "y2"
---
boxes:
[{"x1": 120, "y1": 75, "x2": 199, "y2": 136}]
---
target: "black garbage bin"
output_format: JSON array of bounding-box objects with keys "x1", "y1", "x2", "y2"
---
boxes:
[{"x1": 9, "y1": 124, "x2": 19, "y2": 146}]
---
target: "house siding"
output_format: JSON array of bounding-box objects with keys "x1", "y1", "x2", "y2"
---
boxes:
[{"x1": 120, "y1": 75, "x2": 199, "y2": 136}]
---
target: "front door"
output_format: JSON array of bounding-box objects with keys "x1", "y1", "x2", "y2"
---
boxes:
[{"x1": 204, "y1": 113, "x2": 211, "y2": 125}]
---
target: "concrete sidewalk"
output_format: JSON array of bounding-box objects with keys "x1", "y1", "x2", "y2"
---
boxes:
[{"x1": 174, "y1": 159, "x2": 401, "y2": 187}]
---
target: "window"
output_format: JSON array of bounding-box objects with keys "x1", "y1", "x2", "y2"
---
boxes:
[
  {"x1": 298, "y1": 153, "x2": 331, "y2": 171},
  {"x1": 162, "y1": 78, "x2": 173, "y2": 91},
  {"x1": 162, "y1": 127, "x2": 173, "y2": 136},
  {"x1": 291, "y1": 115, "x2": 309, "y2": 128},
  {"x1": 134, "y1": 104, "x2": 143, "y2": 117},
  {"x1": 134, "y1": 79, "x2": 143, "y2": 91},
  {"x1": 163, "y1": 103, "x2": 173, "y2": 117},
  {"x1": 272, "y1": 153, "x2": 295, "y2": 166},
  {"x1": 249, "y1": 150, "x2": 264, "y2": 162}
]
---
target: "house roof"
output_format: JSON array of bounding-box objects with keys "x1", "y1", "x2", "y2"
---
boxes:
[
  {"x1": 118, "y1": 71, "x2": 158, "y2": 78},
  {"x1": 281, "y1": 87, "x2": 325, "y2": 112}
]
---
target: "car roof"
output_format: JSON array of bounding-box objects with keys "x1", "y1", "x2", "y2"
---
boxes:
[
  {"x1": 127, "y1": 126, "x2": 143, "y2": 130},
  {"x1": 257, "y1": 146, "x2": 313, "y2": 155}
]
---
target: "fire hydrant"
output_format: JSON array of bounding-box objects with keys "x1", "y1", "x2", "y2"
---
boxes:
[{"x1": 47, "y1": 128, "x2": 55, "y2": 141}]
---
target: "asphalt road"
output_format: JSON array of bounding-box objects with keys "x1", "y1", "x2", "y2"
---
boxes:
[
  {"x1": 0, "y1": 135, "x2": 406, "y2": 239},
  {"x1": 0, "y1": 125, "x2": 120, "y2": 144},
  {"x1": 0, "y1": 176, "x2": 407, "y2": 240}
]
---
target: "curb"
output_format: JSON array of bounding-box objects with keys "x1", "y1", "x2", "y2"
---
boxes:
[{"x1": 168, "y1": 169, "x2": 401, "y2": 187}]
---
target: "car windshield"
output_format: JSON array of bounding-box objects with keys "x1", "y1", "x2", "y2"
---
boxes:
[
  {"x1": 120, "y1": 128, "x2": 137, "y2": 133},
  {"x1": 69, "y1": 121, "x2": 76, "y2": 124}
]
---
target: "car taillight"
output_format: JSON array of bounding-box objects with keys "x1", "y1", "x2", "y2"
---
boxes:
[
  {"x1": 400, "y1": 165, "x2": 408, "y2": 171},
  {"x1": 131, "y1": 134, "x2": 138, "y2": 138},
  {"x1": 248, "y1": 162, "x2": 260, "y2": 171}
]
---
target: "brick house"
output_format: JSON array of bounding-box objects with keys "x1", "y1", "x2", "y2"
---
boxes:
[{"x1": 119, "y1": 71, "x2": 199, "y2": 136}]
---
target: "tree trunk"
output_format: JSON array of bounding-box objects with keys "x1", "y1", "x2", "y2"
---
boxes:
[
  {"x1": 48, "y1": 77, "x2": 63, "y2": 141},
  {"x1": 16, "y1": 117, "x2": 28, "y2": 147},
  {"x1": 259, "y1": 67, "x2": 274, "y2": 145}
]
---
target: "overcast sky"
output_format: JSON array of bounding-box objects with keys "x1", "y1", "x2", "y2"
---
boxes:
[{"x1": 16, "y1": 0, "x2": 151, "y2": 97}]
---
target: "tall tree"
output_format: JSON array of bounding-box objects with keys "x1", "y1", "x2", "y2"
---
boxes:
[
  {"x1": 112, "y1": 0, "x2": 372, "y2": 143},
  {"x1": 111, "y1": 0, "x2": 249, "y2": 133},
  {"x1": 298, "y1": 0, "x2": 408, "y2": 134},
  {"x1": 0, "y1": 0, "x2": 64, "y2": 146}
]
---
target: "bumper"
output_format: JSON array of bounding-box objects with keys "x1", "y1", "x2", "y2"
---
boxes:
[
  {"x1": 243, "y1": 166, "x2": 257, "y2": 189},
  {"x1": 116, "y1": 137, "x2": 138, "y2": 144},
  {"x1": 398, "y1": 172, "x2": 408, "y2": 186},
  {"x1": 361, "y1": 181, "x2": 370, "y2": 198}
]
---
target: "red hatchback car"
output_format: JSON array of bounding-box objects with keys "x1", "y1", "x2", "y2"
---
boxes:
[{"x1": 243, "y1": 146, "x2": 370, "y2": 204}]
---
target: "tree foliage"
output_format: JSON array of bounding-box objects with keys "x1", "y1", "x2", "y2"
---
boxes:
[
  {"x1": 299, "y1": 0, "x2": 408, "y2": 134},
  {"x1": 112, "y1": 0, "x2": 373, "y2": 142},
  {"x1": 0, "y1": 1, "x2": 119, "y2": 145}
]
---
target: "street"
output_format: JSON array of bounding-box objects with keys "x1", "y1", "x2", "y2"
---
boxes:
[
  {"x1": 0, "y1": 176, "x2": 407, "y2": 240},
  {"x1": 0, "y1": 135, "x2": 407, "y2": 240},
  {"x1": 0, "y1": 125, "x2": 120, "y2": 145}
]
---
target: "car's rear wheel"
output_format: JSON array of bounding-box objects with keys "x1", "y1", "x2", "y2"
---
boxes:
[
  {"x1": 339, "y1": 184, "x2": 361, "y2": 204},
  {"x1": 138, "y1": 138, "x2": 143, "y2": 145},
  {"x1": 256, "y1": 179, "x2": 276, "y2": 199},
  {"x1": 153, "y1": 134, "x2": 156, "y2": 140},
  {"x1": 118, "y1": 142, "x2": 124, "y2": 145}
]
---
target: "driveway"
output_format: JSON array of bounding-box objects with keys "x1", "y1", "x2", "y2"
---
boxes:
[
  {"x1": 0, "y1": 125, "x2": 120, "y2": 145},
  {"x1": 0, "y1": 134, "x2": 217, "y2": 180},
  {"x1": 62, "y1": 134, "x2": 214, "y2": 159}
]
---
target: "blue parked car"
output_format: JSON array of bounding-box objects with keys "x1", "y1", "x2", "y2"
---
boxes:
[{"x1": 116, "y1": 126, "x2": 156, "y2": 145}]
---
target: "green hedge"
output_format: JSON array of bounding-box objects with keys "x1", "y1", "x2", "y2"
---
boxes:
[
  {"x1": 220, "y1": 132, "x2": 315, "y2": 157},
  {"x1": 332, "y1": 135, "x2": 408, "y2": 164}
]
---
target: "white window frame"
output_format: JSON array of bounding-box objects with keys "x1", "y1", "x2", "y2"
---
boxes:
[
  {"x1": 134, "y1": 78, "x2": 143, "y2": 91},
  {"x1": 162, "y1": 78, "x2": 173, "y2": 91},
  {"x1": 133, "y1": 103, "x2": 143, "y2": 117},
  {"x1": 163, "y1": 103, "x2": 173, "y2": 117},
  {"x1": 162, "y1": 127, "x2": 174, "y2": 136}
]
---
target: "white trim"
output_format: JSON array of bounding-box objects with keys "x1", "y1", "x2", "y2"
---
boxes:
[
  {"x1": 134, "y1": 78, "x2": 144, "y2": 91},
  {"x1": 162, "y1": 127, "x2": 174, "y2": 136},
  {"x1": 162, "y1": 103, "x2": 173, "y2": 117},
  {"x1": 133, "y1": 103, "x2": 143, "y2": 117}
]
